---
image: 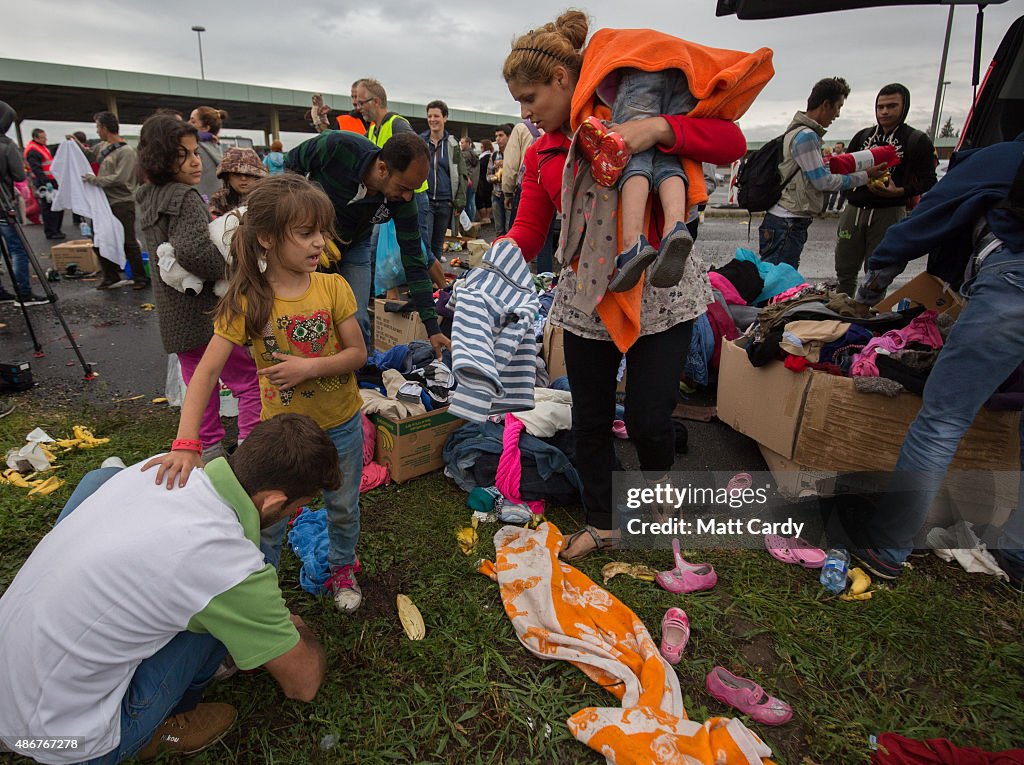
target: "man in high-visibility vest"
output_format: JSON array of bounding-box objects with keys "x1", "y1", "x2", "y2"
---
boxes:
[
  {"x1": 357, "y1": 79, "x2": 447, "y2": 290},
  {"x1": 24, "y1": 128, "x2": 66, "y2": 240}
]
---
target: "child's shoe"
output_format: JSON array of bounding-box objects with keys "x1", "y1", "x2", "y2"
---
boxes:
[
  {"x1": 607, "y1": 235, "x2": 657, "y2": 293},
  {"x1": 577, "y1": 116, "x2": 629, "y2": 187},
  {"x1": 659, "y1": 607, "x2": 690, "y2": 665},
  {"x1": 577, "y1": 116, "x2": 606, "y2": 163},
  {"x1": 592, "y1": 131, "x2": 630, "y2": 187},
  {"x1": 328, "y1": 561, "x2": 363, "y2": 612},
  {"x1": 649, "y1": 221, "x2": 694, "y2": 288}
]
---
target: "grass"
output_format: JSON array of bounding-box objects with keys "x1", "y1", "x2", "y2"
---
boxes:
[{"x1": 1, "y1": 399, "x2": 1022, "y2": 765}]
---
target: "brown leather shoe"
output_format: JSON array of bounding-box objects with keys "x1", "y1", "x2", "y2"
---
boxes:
[{"x1": 136, "y1": 702, "x2": 237, "y2": 761}]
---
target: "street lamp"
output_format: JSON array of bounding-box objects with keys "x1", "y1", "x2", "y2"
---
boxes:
[
  {"x1": 937, "y1": 80, "x2": 952, "y2": 135},
  {"x1": 191, "y1": 25, "x2": 206, "y2": 80}
]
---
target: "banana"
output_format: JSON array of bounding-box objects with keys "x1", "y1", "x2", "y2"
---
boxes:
[
  {"x1": 840, "y1": 568, "x2": 873, "y2": 601},
  {"x1": 848, "y1": 567, "x2": 871, "y2": 595},
  {"x1": 396, "y1": 594, "x2": 425, "y2": 640}
]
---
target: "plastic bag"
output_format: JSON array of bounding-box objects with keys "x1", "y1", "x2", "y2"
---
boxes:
[
  {"x1": 164, "y1": 353, "x2": 238, "y2": 416},
  {"x1": 374, "y1": 220, "x2": 406, "y2": 295}
]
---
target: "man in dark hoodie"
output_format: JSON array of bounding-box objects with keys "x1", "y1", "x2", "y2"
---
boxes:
[
  {"x1": 834, "y1": 83, "x2": 937, "y2": 296},
  {"x1": 0, "y1": 101, "x2": 48, "y2": 306}
]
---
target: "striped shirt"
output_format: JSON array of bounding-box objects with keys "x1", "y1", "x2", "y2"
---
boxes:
[
  {"x1": 769, "y1": 128, "x2": 868, "y2": 218},
  {"x1": 286, "y1": 131, "x2": 438, "y2": 335},
  {"x1": 448, "y1": 240, "x2": 540, "y2": 421}
]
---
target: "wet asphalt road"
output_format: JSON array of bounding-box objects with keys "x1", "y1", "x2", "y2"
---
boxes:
[{"x1": 0, "y1": 204, "x2": 923, "y2": 471}]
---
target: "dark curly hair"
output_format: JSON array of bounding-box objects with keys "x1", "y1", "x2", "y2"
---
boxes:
[{"x1": 137, "y1": 115, "x2": 199, "y2": 185}]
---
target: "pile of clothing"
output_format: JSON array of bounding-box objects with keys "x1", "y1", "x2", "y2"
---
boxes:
[
  {"x1": 358, "y1": 341, "x2": 456, "y2": 417},
  {"x1": 740, "y1": 282, "x2": 957, "y2": 398}
]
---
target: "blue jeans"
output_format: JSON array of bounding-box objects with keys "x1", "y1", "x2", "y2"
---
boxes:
[
  {"x1": 0, "y1": 213, "x2": 31, "y2": 296},
  {"x1": 866, "y1": 245, "x2": 1024, "y2": 564},
  {"x1": 414, "y1": 191, "x2": 440, "y2": 267},
  {"x1": 421, "y1": 198, "x2": 453, "y2": 263},
  {"x1": 492, "y1": 193, "x2": 507, "y2": 236},
  {"x1": 758, "y1": 212, "x2": 812, "y2": 270},
  {"x1": 339, "y1": 236, "x2": 372, "y2": 349},
  {"x1": 58, "y1": 468, "x2": 227, "y2": 765},
  {"x1": 261, "y1": 411, "x2": 363, "y2": 570},
  {"x1": 465, "y1": 183, "x2": 477, "y2": 222},
  {"x1": 612, "y1": 68, "x2": 696, "y2": 190}
]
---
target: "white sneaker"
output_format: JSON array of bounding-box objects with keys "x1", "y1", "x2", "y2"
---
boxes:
[
  {"x1": 328, "y1": 563, "x2": 363, "y2": 613},
  {"x1": 101, "y1": 456, "x2": 127, "y2": 469}
]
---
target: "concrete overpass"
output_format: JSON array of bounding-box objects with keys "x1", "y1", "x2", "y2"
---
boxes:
[{"x1": 0, "y1": 57, "x2": 521, "y2": 147}]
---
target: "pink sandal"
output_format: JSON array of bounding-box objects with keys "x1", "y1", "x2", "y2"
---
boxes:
[
  {"x1": 655, "y1": 538, "x2": 717, "y2": 594},
  {"x1": 659, "y1": 607, "x2": 690, "y2": 664},
  {"x1": 764, "y1": 534, "x2": 826, "y2": 569},
  {"x1": 705, "y1": 666, "x2": 793, "y2": 725}
]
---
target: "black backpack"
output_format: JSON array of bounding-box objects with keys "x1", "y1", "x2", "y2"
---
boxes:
[{"x1": 735, "y1": 128, "x2": 801, "y2": 213}]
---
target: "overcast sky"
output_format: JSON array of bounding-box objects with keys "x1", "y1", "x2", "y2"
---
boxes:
[{"x1": 4, "y1": 1, "x2": 1019, "y2": 148}]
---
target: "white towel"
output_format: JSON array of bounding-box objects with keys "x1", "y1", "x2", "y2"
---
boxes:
[{"x1": 49, "y1": 140, "x2": 126, "y2": 267}]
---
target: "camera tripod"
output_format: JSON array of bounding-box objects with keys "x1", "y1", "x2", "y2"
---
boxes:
[{"x1": 0, "y1": 183, "x2": 95, "y2": 379}]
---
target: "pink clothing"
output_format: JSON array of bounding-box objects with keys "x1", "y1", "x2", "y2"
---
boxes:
[
  {"x1": 495, "y1": 413, "x2": 545, "y2": 516},
  {"x1": 708, "y1": 272, "x2": 747, "y2": 306},
  {"x1": 851, "y1": 310, "x2": 943, "y2": 377},
  {"x1": 360, "y1": 462, "x2": 390, "y2": 492},
  {"x1": 769, "y1": 283, "x2": 811, "y2": 305},
  {"x1": 361, "y1": 413, "x2": 376, "y2": 466},
  {"x1": 177, "y1": 343, "x2": 261, "y2": 450}
]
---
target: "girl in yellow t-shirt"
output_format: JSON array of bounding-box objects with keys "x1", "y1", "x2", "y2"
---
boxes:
[{"x1": 145, "y1": 174, "x2": 369, "y2": 614}]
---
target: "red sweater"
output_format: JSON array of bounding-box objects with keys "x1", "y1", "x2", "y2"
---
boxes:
[{"x1": 505, "y1": 115, "x2": 745, "y2": 260}]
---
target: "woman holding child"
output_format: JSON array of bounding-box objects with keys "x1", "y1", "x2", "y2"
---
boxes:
[{"x1": 499, "y1": 10, "x2": 770, "y2": 559}]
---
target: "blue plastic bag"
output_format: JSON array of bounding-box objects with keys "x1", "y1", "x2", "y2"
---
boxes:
[{"x1": 374, "y1": 220, "x2": 405, "y2": 295}]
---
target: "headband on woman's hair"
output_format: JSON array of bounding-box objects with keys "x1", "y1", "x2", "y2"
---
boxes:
[{"x1": 511, "y1": 46, "x2": 574, "y2": 66}]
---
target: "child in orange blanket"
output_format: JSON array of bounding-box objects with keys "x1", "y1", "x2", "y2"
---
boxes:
[{"x1": 578, "y1": 68, "x2": 698, "y2": 293}]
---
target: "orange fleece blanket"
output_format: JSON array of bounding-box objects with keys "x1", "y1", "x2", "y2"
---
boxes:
[
  {"x1": 479, "y1": 522, "x2": 778, "y2": 764},
  {"x1": 571, "y1": 29, "x2": 774, "y2": 351}
]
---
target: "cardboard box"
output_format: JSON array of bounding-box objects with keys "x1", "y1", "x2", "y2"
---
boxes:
[
  {"x1": 718, "y1": 337, "x2": 811, "y2": 459},
  {"x1": 371, "y1": 407, "x2": 463, "y2": 483},
  {"x1": 543, "y1": 323, "x2": 566, "y2": 380},
  {"x1": 373, "y1": 298, "x2": 428, "y2": 351},
  {"x1": 718, "y1": 335, "x2": 1020, "y2": 472},
  {"x1": 51, "y1": 239, "x2": 100, "y2": 273},
  {"x1": 876, "y1": 272, "x2": 963, "y2": 318}
]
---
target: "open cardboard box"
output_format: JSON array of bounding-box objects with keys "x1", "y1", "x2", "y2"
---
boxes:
[
  {"x1": 370, "y1": 406, "x2": 463, "y2": 483},
  {"x1": 373, "y1": 298, "x2": 428, "y2": 352},
  {"x1": 718, "y1": 269, "x2": 1019, "y2": 471}
]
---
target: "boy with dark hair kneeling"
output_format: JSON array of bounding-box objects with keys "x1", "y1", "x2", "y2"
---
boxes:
[{"x1": 0, "y1": 414, "x2": 342, "y2": 764}]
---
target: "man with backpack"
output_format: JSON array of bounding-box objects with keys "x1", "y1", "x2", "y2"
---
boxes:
[
  {"x1": 754, "y1": 77, "x2": 885, "y2": 270},
  {"x1": 835, "y1": 84, "x2": 937, "y2": 296},
  {"x1": 848, "y1": 132, "x2": 1024, "y2": 586}
]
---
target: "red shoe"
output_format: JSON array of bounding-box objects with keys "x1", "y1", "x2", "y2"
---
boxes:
[
  {"x1": 576, "y1": 117, "x2": 629, "y2": 187},
  {"x1": 591, "y1": 131, "x2": 629, "y2": 187},
  {"x1": 576, "y1": 116, "x2": 606, "y2": 163}
]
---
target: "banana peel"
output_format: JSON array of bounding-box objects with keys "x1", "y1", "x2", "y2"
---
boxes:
[
  {"x1": 840, "y1": 567, "x2": 873, "y2": 601},
  {"x1": 54, "y1": 426, "x2": 110, "y2": 451},
  {"x1": 2, "y1": 469, "x2": 32, "y2": 488},
  {"x1": 601, "y1": 561, "x2": 659, "y2": 585},
  {"x1": 27, "y1": 476, "x2": 64, "y2": 496},
  {"x1": 456, "y1": 516, "x2": 479, "y2": 555},
  {"x1": 396, "y1": 594, "x2": 425, "y2": 640}
]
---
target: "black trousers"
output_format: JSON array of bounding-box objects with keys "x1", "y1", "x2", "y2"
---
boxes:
[
  {"x1": 98, "y1": 201, "x2": 146, "y2": 282},
  {"x1": 39, "y1": 194, "x2": 64, "y2": 237},
  {"x1": 563, "y1": 320, "x2": 692, "y2": 529}
]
